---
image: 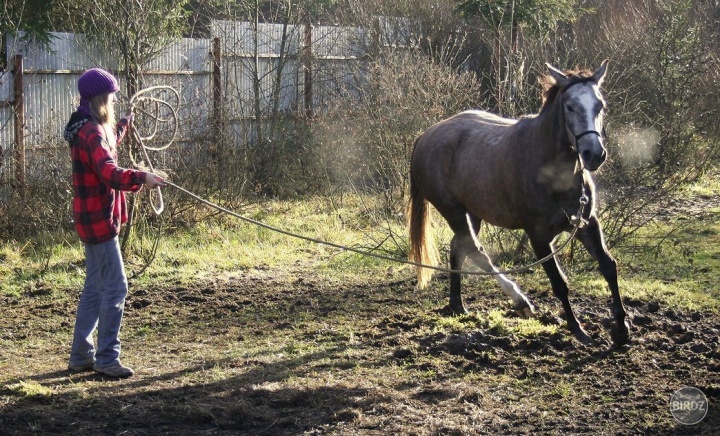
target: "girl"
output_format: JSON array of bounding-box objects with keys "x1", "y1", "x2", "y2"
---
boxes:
[{"x1": 64, "y1": 68, "x2": 165, "y2": 378}]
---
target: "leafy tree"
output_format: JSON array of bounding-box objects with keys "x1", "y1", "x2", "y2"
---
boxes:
[
  {"x1": 1, "y1": 0, "x2": 58, "y2": 45},
  {"x1": 1, "y1": 0, "x2": 69, "y2": 68},
  {"x1": 57, "y1": 0, "x2": 193, "y2": 89},
  {"x1": 456, "y1": 0, "x2": 588, "y2": 37}
]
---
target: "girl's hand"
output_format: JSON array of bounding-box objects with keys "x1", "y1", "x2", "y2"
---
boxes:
[
  {"x1": 145, "y1": 173, "x2": 166, "y2": 189},
  {"x1": 123, "y1": 106, "x2": 134, "y2": 125}
]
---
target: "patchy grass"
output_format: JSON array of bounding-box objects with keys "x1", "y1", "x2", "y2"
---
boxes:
[
  {"x1": 487, "y1": 309, "x2": 559, "y2": 337},
  {"x1": 607, "y1": 206, "x2": 720, "y2": 311},
  {"x1": 4, "y1": 381, "x2": 54, "y2": 399}
]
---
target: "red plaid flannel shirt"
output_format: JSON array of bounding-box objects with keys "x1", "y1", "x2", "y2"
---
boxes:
[{"x1": 70, "y1": 119, "x2": 147, "y2": 244}]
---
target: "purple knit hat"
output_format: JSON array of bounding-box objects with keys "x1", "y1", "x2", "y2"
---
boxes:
[{"x1": 78, "y1": 68, "x2": 119, "y2": 100}]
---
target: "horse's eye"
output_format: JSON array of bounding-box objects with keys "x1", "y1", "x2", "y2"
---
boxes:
[{"x1": 566, "y1": 105, "x2": 575, "y2": 113}]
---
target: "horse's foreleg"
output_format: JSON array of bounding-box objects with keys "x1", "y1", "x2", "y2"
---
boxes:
[
  {"x1": 529, "y1": 232, "x2": 594, "y2": 345},
  {"x1": 579, "y1": 217, "x2": 630, "y2": 345}
]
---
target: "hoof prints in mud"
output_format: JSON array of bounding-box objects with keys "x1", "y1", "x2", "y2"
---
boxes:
[{"x1": 388, "y1": 294, "x2": 719, "y2": 380}]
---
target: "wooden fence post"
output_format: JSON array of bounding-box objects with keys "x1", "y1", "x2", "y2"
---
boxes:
[
  {"x1": 304, "y1": 24, "x2": 313, "y2": 120},
  {"x1": 13, "y1": 54, "x2": 25, "y2": 194},
  {"x1": 212, "y1": 37, "x2": 222, "y2": 146}
]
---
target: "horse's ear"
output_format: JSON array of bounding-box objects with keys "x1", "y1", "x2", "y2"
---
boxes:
[
  {"x1": 592, "y1": 59, "x2": 609, "y2": 86},
  {"x1": 546, "y1": 63, "x2": 570, "y2": 88}
]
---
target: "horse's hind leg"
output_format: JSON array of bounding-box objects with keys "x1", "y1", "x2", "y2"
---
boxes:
[
  {"x1": 448, "y1": 234, "x2": 470, "y2": 314},
  {"x1": 450, "y1": 214, "x2": 535, "y2": 317},
  {"x1": 468, "y1": 248, "x2": 535, "y2": 317}
]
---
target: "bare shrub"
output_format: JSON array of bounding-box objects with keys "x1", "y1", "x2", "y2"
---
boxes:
[
  {"x1": 0, "y1": 146, "x2": 72, "y2": 239},
  {"x1": 316, "y1": 47, "x2": 483, "y2": 216},
  {"x1": 574, "y1": 0, "x2": 720, "y2": 249}
]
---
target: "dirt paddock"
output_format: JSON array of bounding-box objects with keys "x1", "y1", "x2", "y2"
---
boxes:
[{"x1": 1, "y1": 265, "x2": 718, "y2": 434}]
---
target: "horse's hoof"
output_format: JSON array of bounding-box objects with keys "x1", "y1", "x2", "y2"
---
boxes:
[
  {"x1": 610, "y1": 320, "x2": 631, "y2": 346},
  {"x1": 574, "y1": 328, "x2": 595, "y2": 346},
  {"x1": 452, "y1": 306, "x2": 469, "y2": 316},
  {"x1": 441, "y1": 303, "x2": 469, "y2": 316},
  {"x1": 513, "y1": 303, "x2": 536, "y2": 319}
]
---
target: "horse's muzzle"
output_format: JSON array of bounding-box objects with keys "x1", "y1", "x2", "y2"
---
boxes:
[{"x1": 580, "y1": 147, "x2": 607, "y2": 171}]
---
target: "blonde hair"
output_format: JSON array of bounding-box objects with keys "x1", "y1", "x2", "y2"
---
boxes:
[{"x1": 88, "y1": 92, "x2": 117, "y2": 148}]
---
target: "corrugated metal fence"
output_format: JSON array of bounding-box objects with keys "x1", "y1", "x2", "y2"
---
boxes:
[{"x1": 0, "y1": 20, "x2": 368, "y2": 188}]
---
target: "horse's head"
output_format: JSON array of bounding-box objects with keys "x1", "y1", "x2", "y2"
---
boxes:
[{"x1": 547, "y1": 60, "x2": 609, "y2": 171}]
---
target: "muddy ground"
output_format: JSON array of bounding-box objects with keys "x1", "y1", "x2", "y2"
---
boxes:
[
  {"x1": 1, "y1": 263, "x2": 718, "y2": 435},
  {"x1": 2, "y1": 190, "x2": 720, "y2": 435}
]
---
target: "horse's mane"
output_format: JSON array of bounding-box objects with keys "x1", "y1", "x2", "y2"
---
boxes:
[{"x1": 539, "y1": 67, "x2": 596, "y2": 109}]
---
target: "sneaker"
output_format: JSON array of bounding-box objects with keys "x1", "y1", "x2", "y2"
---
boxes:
[
  {"x1": 94, "y1": 363, "x2": 135, "y2": 378},
  {"x1": 68, "y1": 361, "x2": 96, "y2": 372}
]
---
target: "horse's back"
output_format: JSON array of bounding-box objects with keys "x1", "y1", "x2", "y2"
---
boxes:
[
  {"x1": 410, "y1": 110, "x2": 526, "y2": 227},
  {"x1": 459, "y1": 109, "x2": 518, "y2": 128},
  {"x1": 411, "y1": 109, "x2": 518, "y2": 187},
  {"x1": 421, "y1": 110, "x2": 516, "y2": 142},
  {"x1": 414, "y1": 110, "x2": 517, "y2": 161}
]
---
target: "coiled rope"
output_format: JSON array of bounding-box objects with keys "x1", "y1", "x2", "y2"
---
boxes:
[
  {"x1": 126, "y1": 85, "x2": 587, "y2": 277},
  {"x1": 125, "y1": 85, "x2": 181, "y2": 215}
]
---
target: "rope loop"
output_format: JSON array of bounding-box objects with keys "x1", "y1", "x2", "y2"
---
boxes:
[{"x1": 121, "y1": 85, "x2": 181, "y2": 215}]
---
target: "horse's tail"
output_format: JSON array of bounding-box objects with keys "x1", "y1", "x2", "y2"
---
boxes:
[{"x1": 408, "y1": 144, "x2": 440, "y2": 289}]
